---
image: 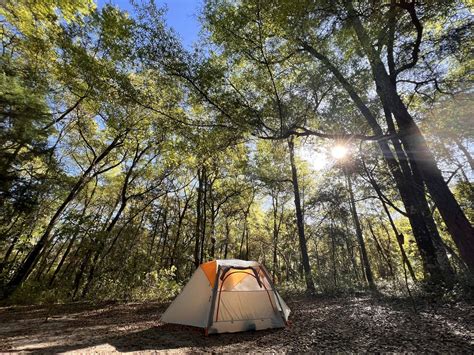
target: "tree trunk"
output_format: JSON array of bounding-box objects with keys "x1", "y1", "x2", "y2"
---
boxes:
[
  {"x1": 0, "y1": 235, "x2": 18, "y2": 277},
  {"x1": 302, "y1": 43, "x2": 445, "y2": 280},
  {"x1": 368, "y1": 223, "x2": 395, "y2": 279},
  {"x1": 71, "y1": 249, "x2": 92, "y2": 300},
  {"x1": 288, "y1": 137, "x2": 315, "y2": 293},
  {"x1": 239, "y1": 213, "x2": 248, "y2": 259},
  {"x1": 49, "y1": 184, "x2": 97, "y2": 287},
  {"x1": 49, "y1": 233, "x2": 78, "y2": 287},
  {"x1": 381, "y1": 71, "x2": 474, "y2": 272},
  {"x1": 2, "y1": 175, "x2": 87, "y2": 298},
  {"x1": 200, "y1": 167, "x2": 207, "y2": 264},
  {"x1": 380, "y1": 203, "x2": 417, "y2": 283},
  {"x1": 43, "y1": 240, "x2": 67, "y2": 279},
  {"x1": 346, "y1": 5, "x2": 474, "y2": 272},
  {"x1": 1, "y1": 134, "x2": 123, "y2": 299},
  {"x1": 383, "y1": 107, "x2": 454, "y2": 280},
  {"x1": 344, "y1": 237, "x2": 360, "y2": 283},
  {"x1": 170, "y1": 194, "x2": 191, "y2": 266},
  {"x1": 245, "y1": 228, "x2": 249, "y2": 260},
  {"x1": 60, "y1": 206, "x2": 105, "y2": 282},
  {"x1": 454, "y1": 139, "x2": 474, "y2": 171},
  {"x1": 224, "y1": 219, "x2": 230, "y2": 259},
  {"x1": 34, "y1": 238, "x2": 58, "y2": 281},
  {"x1": 272, "y1": 192, "x2": 279, "y2": 283},
  {"x1": 194, "y1": 167, "x2": 203, "y2": 268},
  {"x1": 346, "y1": 170, "x2": 376, "y2": 290},
  {"x1": 330, "y1": 223, "x2": 337, "y2": 289}
]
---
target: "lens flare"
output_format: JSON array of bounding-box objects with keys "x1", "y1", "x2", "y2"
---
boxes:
[{"x1": 331, "y1": 145, "x2": 348, "y2": 160}]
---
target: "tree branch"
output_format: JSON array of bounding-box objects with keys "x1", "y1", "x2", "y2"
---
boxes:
[{"x1": 394, "y1": 1, "x2": 423, "y2": 77}]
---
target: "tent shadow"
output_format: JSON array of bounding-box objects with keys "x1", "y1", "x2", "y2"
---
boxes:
[
  {"x1": 24, "y1": 323, "x2": 283, "y2": 353},
  {"x1": 109, "y1": 323, "x2": 283, "y2": 352}
]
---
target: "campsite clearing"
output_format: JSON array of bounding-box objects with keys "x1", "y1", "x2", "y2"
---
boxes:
[{"x1": 0, "y1": 295, "x2": 472, "y2": 353}]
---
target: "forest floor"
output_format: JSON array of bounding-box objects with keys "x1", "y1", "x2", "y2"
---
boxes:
[{"x1": 0, "y1": 294, "x2": 472, "y2": 353}]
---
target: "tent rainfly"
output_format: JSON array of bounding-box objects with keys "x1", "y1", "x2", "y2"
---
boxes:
[{"x1": 160, "y1": 259, "x2": 291, "y2": 335}]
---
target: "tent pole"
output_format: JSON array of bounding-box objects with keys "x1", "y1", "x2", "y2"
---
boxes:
[{"x1": 205, "y1": 265, "x2": 221, "y2": 336}]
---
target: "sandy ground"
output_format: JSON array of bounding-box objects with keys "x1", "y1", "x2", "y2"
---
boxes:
[{"x1": 0, "y1": 295, "x2": 473, "y2": 353}]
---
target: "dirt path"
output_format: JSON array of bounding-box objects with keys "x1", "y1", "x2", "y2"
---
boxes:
[{"x1": 0, "y1": 296, "x2": 472, "y2": 353}]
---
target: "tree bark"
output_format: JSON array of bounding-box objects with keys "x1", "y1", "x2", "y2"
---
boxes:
[
  {"x1": 0, "y1": 235, "x2": 18, "y2": 277},
  {"x1": 454, "y1": 138, "x2": 474, "y2": 171},
  {"x1": 368, "y1": 223, "x2": 395, "y2": 279},
  {"x1": 200, "y1": 168, "x2": 207, "y2": 264},
  {"x1": 170, "y1": 193, "x2": 191, "y2": 266},
  {"x1": 271, "y1": 192, "x2": 283, "y2": 283},
  {"x1": 344, "y1": 234, "x2": 360, "y2": 283},
  {"x1": 379, "y1": 197, "x2": 417, "y2": 282},
  {"x1": 383, "y1": 107, "x2": 454, "y2": 280},
  {"x1": 224, "y1": 218, "x2": 230, "y2": 259},
  {"x1": 346, "y1": 2, "x2": 474, "y2": 272},
  {"x1": 288, "y1": 137, "x2": 315, "y2": 292},
  {"x1": 330, "y1": 223, "x2": 338, "y2": 289},
  {"x1": 346, "y1": 169, "x2": 376, "y2": 290},
  {"x1": 49, "y1": 182, "x2": 98, "y2": 287},
  {"x1": 194, "y1": 167, "x2": 203, "y2": 268}
]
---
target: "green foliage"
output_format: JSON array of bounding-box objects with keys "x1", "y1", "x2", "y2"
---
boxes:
[
  {"x1": 453, "y1": 181, "x2": 474, "y2": 223},
  {"x1": 0, "y1": 0, "x2": 472, "y2": 305},
  {"x1": 88, "y1": 266, "x2": 181, "y2": 302},
  {"x1": 134, "y1": 267, "x2": 181, "y2": 302}
]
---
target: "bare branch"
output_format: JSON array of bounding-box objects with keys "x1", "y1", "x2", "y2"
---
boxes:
[{"x1": 394, "y1": 1, "x2": 423, "y2": 77}]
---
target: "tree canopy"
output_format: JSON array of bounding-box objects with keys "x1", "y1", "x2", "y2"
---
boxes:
[{"x1": 0, "y1": 0, "x2": 472, "y2": 304}]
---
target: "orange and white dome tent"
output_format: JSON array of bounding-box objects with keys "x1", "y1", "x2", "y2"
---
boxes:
[{"x1": 160, "y1": 259, "x2": 291, "y2": 334}]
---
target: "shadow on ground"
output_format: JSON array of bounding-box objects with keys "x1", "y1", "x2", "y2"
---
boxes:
[
  {"x1": 23, "y1": 325, "x2": 282, "y2": 353},
  {"x1": 0, "y1": 296, "x2": 472, "y2": 353}
]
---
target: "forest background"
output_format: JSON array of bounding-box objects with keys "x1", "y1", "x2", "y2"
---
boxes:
[{"x1": 0, "y1": 0, "x2": 473, "y2": 306}]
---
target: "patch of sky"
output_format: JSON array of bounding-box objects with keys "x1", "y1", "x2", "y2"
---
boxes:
[{"x1": 96, "y1": 0, "x2": 202, "y2": 50}]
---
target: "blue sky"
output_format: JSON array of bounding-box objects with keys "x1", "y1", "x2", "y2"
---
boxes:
[{"x1": 96, "y1": 0, "x2": 202, "y2": 49}]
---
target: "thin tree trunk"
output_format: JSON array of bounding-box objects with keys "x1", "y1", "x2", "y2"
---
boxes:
[
  {"x1": 148, "y1": 214, "x2": 161, "y2": 257},
  {"x1": 59, "y1": 207, "x2": 105, "y2": 282},
  {"x1": 0, "y1": 235, "x2": 18, "y2": 276},
  {"x1": 200, "y1": 168, "x2": 207, "y2": 264},
  {"x1": 160, "y1": 209, "x2": 170, "y2": 264},
  {"x1": 194, "y1": 168, "x2": 203, "y2": 268},
  {"x1": 49, "y1": 233, "x2": 79, "y2": 287},
  {"x1": 346, "y1": 170, "x2": 376, "y2": 290},
  {"x1": 245, "y1": 228, "x2": 249, "y2": 260},
  {"x1": 344, "y1": 236, "x2": 360, "y2": 283},
  {"x1": 49, "y1": 182, "x2": 98, "y2": 287},
  {"x1": 34, "y1": 239, "x2": 58, "y2": 281},
  {"x1": 43, "y1": 240, "x2": 67, "y2": 278},
  {"x1": 272, "y1": 192, "x2": 280, "y2": 283},
  {"x1": 381, "y1": 205, "x2": 417, "y2": 283},
  {"x1": 239, "y1": 213, "x2": 248, "y2": 259},
  {"x1": 330, "y1": 224, "x2": 337, "y2": 289},
  {"x1": 454, "y1": 138, "x2": 474, "y2": 171},
  {"x1": 288, "y1": 137, "x2": 315, "y2": 292},
  {"x1": 368, "y1": 223, "x2": 395, "y2": 279},
  {"x1": 170, "y1": 194, "x2": 191, "y2": 266},
  {"x1": 224, "y1": 219, "x2": 230, "y2": 259},
  {"x1": 72, "y1": 248, "x2": 92, "y2": 300},
  {"x1": 2, "y1": 134, "x2": 124, "y2": 299}
]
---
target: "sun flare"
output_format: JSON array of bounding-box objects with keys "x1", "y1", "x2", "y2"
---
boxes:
[{"x1": 331, "y1": 145, "x2": 348, "y2": 160}]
